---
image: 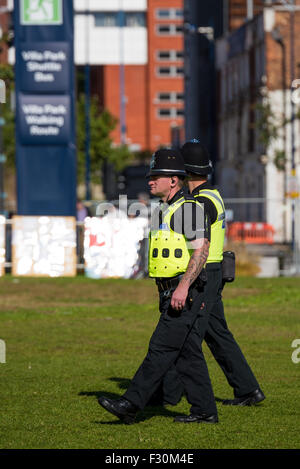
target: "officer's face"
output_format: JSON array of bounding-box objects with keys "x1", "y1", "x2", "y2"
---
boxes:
[{"x1": 148, "y1": 176, "x2": 172, "y2": 198}]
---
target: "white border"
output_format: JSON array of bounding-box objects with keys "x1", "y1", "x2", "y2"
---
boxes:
[{"x1": 20, "y1": 0, "x2": 63, "y2": 26}]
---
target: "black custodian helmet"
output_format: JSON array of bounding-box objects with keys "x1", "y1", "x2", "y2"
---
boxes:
[
  {"x1": 181, "y1": 139, "x2": 213, "y2": 176},
  {"x1": 147, "y1": 148, "x2": 186, "y2": 178}
]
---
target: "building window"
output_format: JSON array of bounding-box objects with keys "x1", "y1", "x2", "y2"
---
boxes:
[
  {"x1": 176, "y1": 108, "x2": 184, "y2": 116},
  {"x1": 157, "y1": 108, "x2": 172, "y2": 118},
  {"x1": 157, "y1": 51, "x2": 172, "y2": 61},
  {"x1": 156, "y1": 66, "x2": 184, "y2": 77},
  {"x1": 157, "y1": 24, "x2": 171, "y2": 34},
  {"x1": 156, "y1": 8, "x2": 183, "y2": 19},
  {"x1": 175, "y1": 25, "x2": 183, "y2": 34},
  {"x1": 156, "y1": 50, "x2": 184, "y2": 61},
  {"x1": 157, "y1": 108, "x2": 184, "y2": 119},
  {"x1": 94, "y1": 12, "x2": 118, "y2": 27},
  {"x1": 125, "y1": 12, "x2": 146, "y2": 27},
  {"x1": 156, "y1": 92, "x2": 184, "y2": 103},
  {"x1": 175, "y1": 9, "x2": 183, "y2": 18},
  {"x1": 176, "y1": 67, "x2": 184, "y2": 75},
  {"x1": 157, "y1": 92, "x2": 172, "y2": 102},
  {"x1": 156, "y1": 9, "x2": 170, "y2": 18},
  {"x1": 94, "y1": 12, "x2": 146, "y2": 28},
  {"x1": 176, "y1": 92, "x2": 184, "y2": 101},
  {"x1": 157, "y1": 67, "x2": 172, "y2": 76},
  {"x1": 156, "y1": 24, "x2": 183, "y2": 35}
]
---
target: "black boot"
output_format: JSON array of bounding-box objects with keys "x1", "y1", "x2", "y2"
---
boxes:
[
  {"x1": 98, "y1": 396, "x2": 138, "y2": 424},
  {"x1": 174, "y1": 413, "x2": 218, "y2": 424},
  {"x1": 222, "y1": 389, "x2": 265, "y2": 406}
]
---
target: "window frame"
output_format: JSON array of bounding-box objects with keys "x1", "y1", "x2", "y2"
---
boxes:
[
  {"x1": 156, "y1": 66, "x2": 184, "y2": 77},
  {"x1": 156, "y1": 24, "x2": 183, "y2": 36},
  {"x1": 155, "y1": 8, "x2": 184, "y2": 20},
  {"x1": 156, "y1": 92, "x2": 184, "y2": 103},
  {"x1": 156, "y1": 50, "x2": 184, "y2": 62},
  {"x1": 156, "y1": 108, "x2": 184, "y2": 119}
]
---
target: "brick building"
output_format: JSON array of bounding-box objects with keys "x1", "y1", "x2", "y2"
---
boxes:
[
  {"x1": 215, "y1": 0, "x2": 300, "y2": 242},
  {"x1": 75, "y1": 0, "x2": 184, "y2": 152},
  {"x1": 226, "y1": 0, "x2": 265, "y2": 31},
  {"x1": 0, "y1": 0, "x2": 11, "y2": 64}
]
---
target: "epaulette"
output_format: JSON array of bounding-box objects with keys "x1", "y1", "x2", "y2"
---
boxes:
[{"x1": 183, "y1": 194, "x2": 195, "y2": 202}]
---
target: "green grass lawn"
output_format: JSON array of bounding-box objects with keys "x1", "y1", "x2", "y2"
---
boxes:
[{"x1": 0, "y1": 275, "x2": 299, "y2": 449}]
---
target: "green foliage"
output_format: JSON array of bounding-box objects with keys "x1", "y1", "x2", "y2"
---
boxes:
[
  {"x1": 0, "y1": 64, "x2": 15, "y2": 167},
  {"x1": 76, "y1": 94, "x2": 133, "y2": 184},
  {"x1": 0, "y1": 101, "x2": 15, "y2": 167},
  {"x1": 274, "y1": 149, "x2": 286, "y2": 171},
  {"x1": 0, "y1": 63, "x2": 14, "y2": 83},
  {"x1": 255, "y1": 97, "x2": 291, "y2": 172},
  {"x1": 255, "y1": 100, "x2": 279, "y2": 149}
]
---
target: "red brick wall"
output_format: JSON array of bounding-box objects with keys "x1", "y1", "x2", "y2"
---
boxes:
[
  {"x1": 103, "y1": 1, "x2": 184, "y2": 152},
  {"x1": 0, "y1": 1, "x2": 9, "y2": 64},
  {"x1": 265, "y1": 8, "x2": 300, "y2": 91},
  {"x1": 103, "y1": 65, "x2": 147, "y2": 150},
  {"x1": 228, "y1": 0, "x2": 265, "y2": 31},
  {"x1": 147, "y1": 0, "x2": 184, "y2": 150}
]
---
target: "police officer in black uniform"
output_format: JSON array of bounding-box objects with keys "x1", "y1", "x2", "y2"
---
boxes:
[
  {"x1": 161, "y1": 140, "x2": 265, "y2": 406},
  {"x1": 98, "y1": 149, "x2": 218, "y2": 424}
]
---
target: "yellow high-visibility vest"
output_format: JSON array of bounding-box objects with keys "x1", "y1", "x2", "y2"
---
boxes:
[
  {"x1": 195, "y1": 188, "x2": 225, "y2": 263},
  {"x1": 148, "y1": 197, "x2": 198, "y2": 278}
]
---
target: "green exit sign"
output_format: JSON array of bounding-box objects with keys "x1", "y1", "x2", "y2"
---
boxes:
[{"x1": 20, "y1": 0, "x2": 63, "y2": 25}]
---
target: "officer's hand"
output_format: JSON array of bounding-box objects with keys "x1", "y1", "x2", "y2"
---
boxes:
[{"x1": 171, "y1": 285, "x2": 189, "y2": 310}]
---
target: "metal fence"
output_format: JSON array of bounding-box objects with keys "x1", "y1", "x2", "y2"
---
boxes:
[{"x1": 1, "y1": 196, "x2": 300, "y2": 277}]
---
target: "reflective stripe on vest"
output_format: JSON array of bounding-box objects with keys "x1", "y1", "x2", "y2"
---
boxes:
[
  {"x1": 195, "y1": 189, "x2": 225, "y2": 263},
  {"x1": 148, "y1": 197, "x2": 196, "y2": 278}
]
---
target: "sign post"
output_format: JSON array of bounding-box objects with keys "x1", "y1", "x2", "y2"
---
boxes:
[{"x1": 14, "y1": 0, "x2": 76, "y2": 216}]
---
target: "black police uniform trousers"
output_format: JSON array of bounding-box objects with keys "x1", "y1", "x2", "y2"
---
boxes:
[
  {"x1": 160, "y1": 263, "x2": 260, "y2": 403},
  {"x1": 123, "y1": 281, "x2": 218, "y2": 416}
]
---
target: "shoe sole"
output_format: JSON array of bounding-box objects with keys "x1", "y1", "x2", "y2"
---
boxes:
[
  {"x1": 98, "y1": 398, "x2": 136, "y2": 424},
  {"x1": 239, "y1": 395, "x2": 266, "y2": 406},
  {"x1": 223, "y1": 394, "x2": 266, "y2": 406},
  {"x1": 174, "y1": 418, "x2": 219, "y2": 424},
  {"x1": 174, "y1": 420, "x2": 218, "y2": 425},
  {"x1": 174, "y1": 420, "x2": 218, "y2": 424}
]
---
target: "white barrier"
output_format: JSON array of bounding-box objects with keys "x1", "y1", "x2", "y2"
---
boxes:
[
  {"x1": 11, "y1": 216, "x2": 77, "y2": 277},
  {"x1": 84, "y1": 215, "x2": 148, "y2": 279},
  {"x1": 0, "y1": 216, "x2": 5, "y2": 276}
]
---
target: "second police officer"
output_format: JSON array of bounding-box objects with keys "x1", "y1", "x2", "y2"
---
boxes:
[{"x1": 160, "y1": 140, "x2": 265, "y2": 407}]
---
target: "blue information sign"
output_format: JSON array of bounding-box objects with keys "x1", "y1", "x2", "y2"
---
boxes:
[
  {"x1": 18, "y1": 94, "x2": 71, "y2": 145},
  {"x1": 14, "y1": 0, "x2": 76, "y2": 216},
  {"x1": 18, "y1": 42, "x2": 70, "y2": 92}
]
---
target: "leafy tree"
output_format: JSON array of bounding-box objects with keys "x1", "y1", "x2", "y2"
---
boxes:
[
  {"x1": 255, "y1": 95, "x2": 287, "y2": 171},
  {"x1": 0, "y1": 63, "x2": 15, "y2": 167},
  {"x1": 76, "y1": 94, "x2": 133, "y2": 184},
  {"x1": 255, "y1": 99, "x2": 279, "y2": 149}
]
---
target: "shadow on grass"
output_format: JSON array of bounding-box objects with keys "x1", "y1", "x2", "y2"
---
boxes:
[
  {"x1": 79, "y1": 377, "x2": 186, "y2": 425},
  {"x1": 107, "y1": 378, "x2": 229, "y2": 406},
  {"x1": 215, "y1": 397, "x2": 226, "y2": 403}
]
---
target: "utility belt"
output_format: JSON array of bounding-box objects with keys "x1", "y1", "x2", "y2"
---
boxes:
[
  {"x1": 156, "y1": 269, "x2": 207, "y2": 294},
  {"x1": 156, "y1": 274, "x2": 184, "y2": 293}
]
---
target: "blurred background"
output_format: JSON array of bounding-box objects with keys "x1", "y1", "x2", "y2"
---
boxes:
[{"x1": 0, "y1": 0, "x2": 300, "y2": 278}]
